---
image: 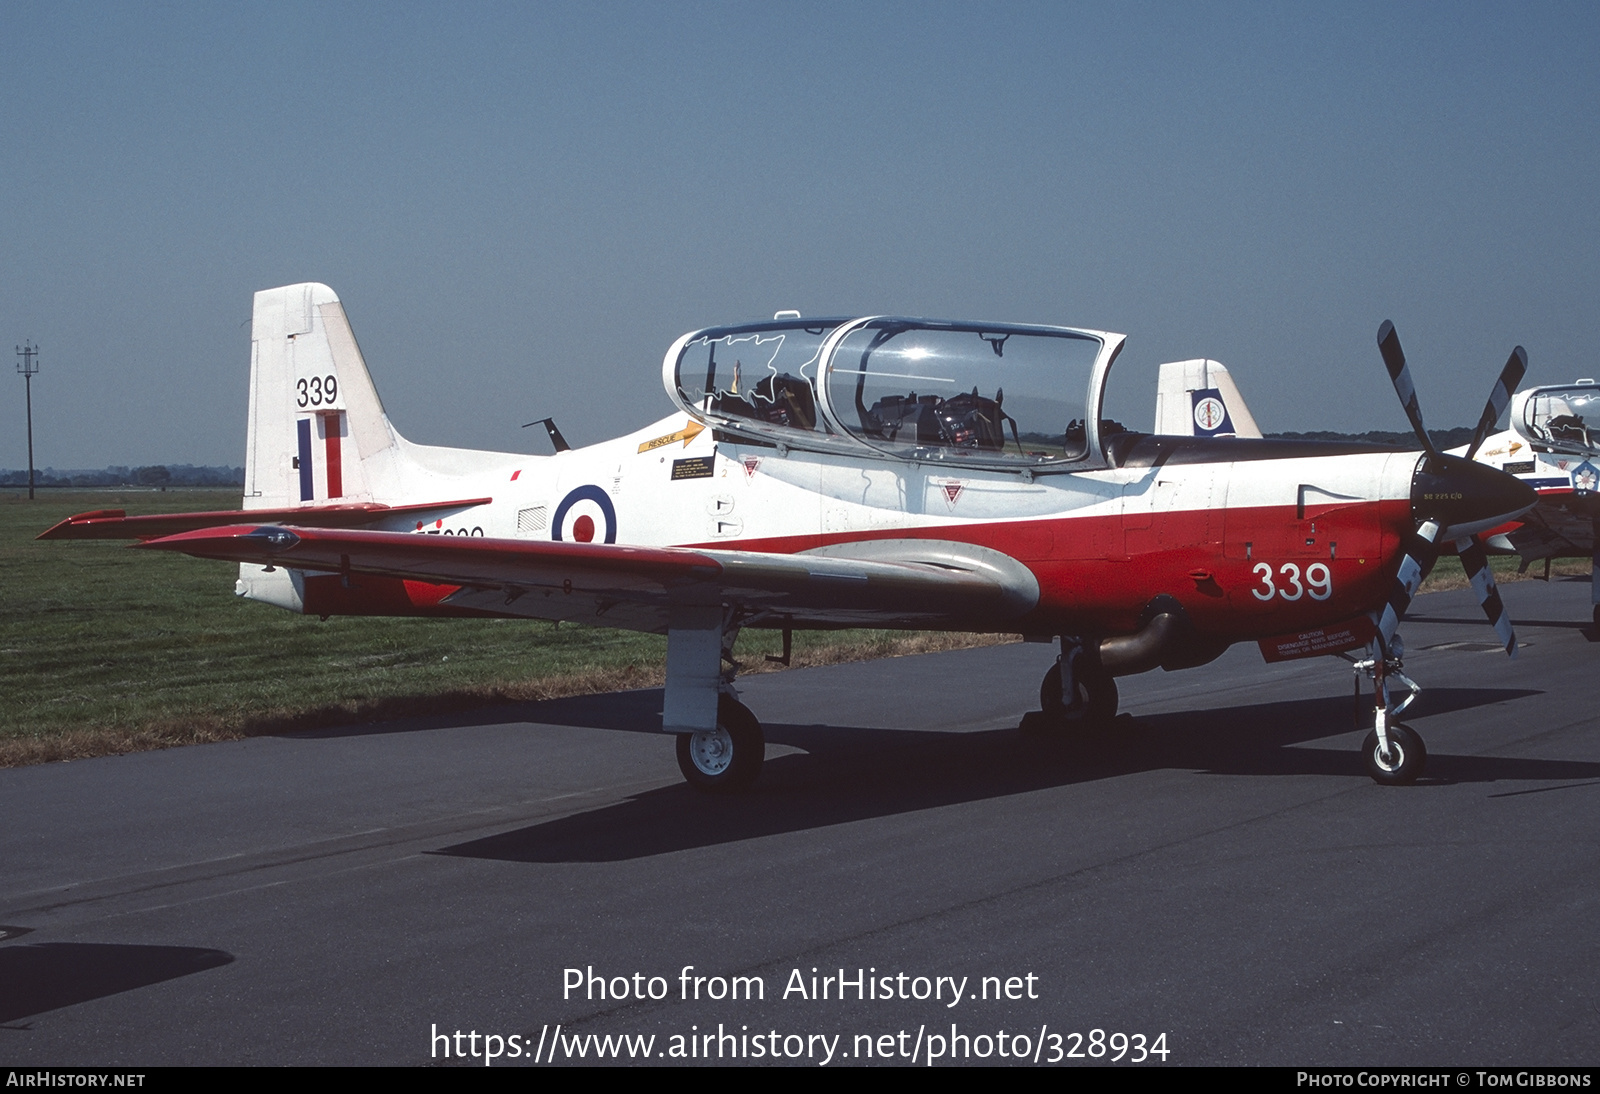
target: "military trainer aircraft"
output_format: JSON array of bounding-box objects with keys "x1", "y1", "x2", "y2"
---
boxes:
[{"x1": 42, "y1": 285, "x2": 1536, "y2": 790}]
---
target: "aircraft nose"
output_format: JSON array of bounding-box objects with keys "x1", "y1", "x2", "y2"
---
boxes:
[{"x1": 1410, "y1": 453, "x2": 1537, "y2": 539}]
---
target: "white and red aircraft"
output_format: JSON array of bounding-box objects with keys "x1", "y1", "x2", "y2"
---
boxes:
[
  {"x1": 1159, "y1": 357, "x2": 1600, "y2": 629},
  {"x1": 42, "y1": 284, "x2": 1536, "y2": 790},
  {"x1": 1455, "y1": 380, "x2": 1600, "y2": 624}
]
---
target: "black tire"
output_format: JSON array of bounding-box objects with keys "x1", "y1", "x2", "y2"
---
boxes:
[
  {"x1": 676, "y1": 695, "x2": 765, "y2": 793},
  {"x1": 1039, "y1": 660, "x2": 1118, "y2": 725},
  {"x1": 1362, "y1": 722, "x2": 1427, "y2": 785}
]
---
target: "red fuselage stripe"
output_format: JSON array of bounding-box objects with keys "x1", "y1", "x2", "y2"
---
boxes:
[{"x1": 290, "y1": 497, "x2": 1413, "y2": 642}]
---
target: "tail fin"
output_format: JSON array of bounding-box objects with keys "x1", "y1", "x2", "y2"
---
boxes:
[
  {"x1": 1153, "y1": 359, "x2": 1263, "y2": 439},
  {"x1": 244, "y1": 283, "x2": 406, "y2": 509}
]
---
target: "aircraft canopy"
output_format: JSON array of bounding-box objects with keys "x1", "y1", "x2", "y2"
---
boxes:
[
  {"x1": 665, "y1": 316, "x2": 1121, "y2": 468},
  {"x1": 1514, "y1": 381, "x2": 1600, "y2": 455}
]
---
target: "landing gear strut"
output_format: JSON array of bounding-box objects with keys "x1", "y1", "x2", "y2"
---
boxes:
[
  {"x1": 665, "y1": 606, "x2": 766, "y2": 793},
  {"x1": 1033, "y1": 637, "x2": 1118, "y2": 727},
  {"x1": 1348, "y1": 639, "x2": 1426, "y2": 785}
]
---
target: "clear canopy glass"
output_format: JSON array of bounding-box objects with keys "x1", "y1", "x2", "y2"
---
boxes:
[
  {"x1": 1521, "y1": 384, "x2": 1600, "y2": 452},
  {"x1": 668, "y1": 316, "x2": 1108, "y2": 467},
  {"x1": 672, "y1": 319, "x2": 846, "y2": 443},
  {"x1": 820, "y1": 320, "x2": 1103, "y2": 463}
]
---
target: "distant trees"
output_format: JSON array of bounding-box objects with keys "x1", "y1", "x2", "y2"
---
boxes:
[{"x1": 0, "y1": 465, "x2": 244, "y2": 488}]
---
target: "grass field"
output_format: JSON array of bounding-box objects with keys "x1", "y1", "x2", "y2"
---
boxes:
[
  {"x1": 3, "y1": 490, "x2": 1580, "y2": 766},
  {"x1": 1415, "y1": 551, "x2": 1590, "y2": 591},
  {"x1": 0, "y1": 490, "x2": 1017, "y2": 765}
]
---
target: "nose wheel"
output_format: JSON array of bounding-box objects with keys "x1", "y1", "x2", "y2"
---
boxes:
[
  {"x1": 1348, "y1": 643, "x2": 1427, "y2": 785},
  {"x1": 676, "y1": 695, "x2": 765, "y2": 793},
  {"x1": 1362, "y1": 722, "x2": 1426, "y2": 785}
]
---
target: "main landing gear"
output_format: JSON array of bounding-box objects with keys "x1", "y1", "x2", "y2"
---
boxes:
[
  {"x1": 664, "y1": 606, "x2": 767, "y2": 794},
  {"x1": 1026, "y1": 636, "x2": 1119, "y2": 730},
  {"x1": 676, "y1": 694, "x2": 764, "y2": 793},
  {"x1": 1347, "y1": 639, "x2": 1426, "y2": 785}
]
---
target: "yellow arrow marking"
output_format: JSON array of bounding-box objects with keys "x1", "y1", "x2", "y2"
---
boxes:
[{"x1": 637, "y1": 420, "x2": 706, "y2": 453}]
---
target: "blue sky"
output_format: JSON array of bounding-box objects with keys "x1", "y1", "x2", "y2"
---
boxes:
[{"x1": 4, "y1": 2, "x2": 1598, "y2": 467}]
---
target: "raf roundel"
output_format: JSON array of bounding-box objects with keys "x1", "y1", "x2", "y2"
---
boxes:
[{"x1": 551, "y1": 485, "x2": 618, "y2": 543}]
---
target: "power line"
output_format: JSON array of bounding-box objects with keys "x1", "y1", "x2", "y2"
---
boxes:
[{"x1": 16, "y1": 341, "x2": 38, "y2": 500}]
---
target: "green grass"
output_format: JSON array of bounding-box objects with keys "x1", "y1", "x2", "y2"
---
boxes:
[
  {"x1": 1, "y1": 490, "x2": 1005, "y2": 764},
  {"x1": 1420, "y1": 551, "x2": 1589, "y2": 592}
]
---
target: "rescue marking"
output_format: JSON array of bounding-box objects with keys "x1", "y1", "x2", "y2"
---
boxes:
[
  {"x1": 638, "y1": 421, "x2": 706, "y2": 453},
  {"x1": 742, "y1": 455, "x2": 761, "y2": 479}
]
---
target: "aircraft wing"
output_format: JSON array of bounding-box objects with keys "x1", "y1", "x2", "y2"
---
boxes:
[
  {"x1": 37, "y1": 499, "x2": 494, "y2": 541},
  {"x1": 136, "y1": 525, "x2": 1040, "y2": 633}
]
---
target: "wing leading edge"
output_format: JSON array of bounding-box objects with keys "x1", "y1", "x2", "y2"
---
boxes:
[
  {"x1": 36, "y1": 498, "x2": 494, "y2": 541},
  {"x1": 137, "y1": 525, "x2": 1040, "y2": 633}
]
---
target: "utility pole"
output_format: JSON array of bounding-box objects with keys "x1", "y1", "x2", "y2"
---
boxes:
[{"x1": 16, "y1": 341, "x2": 38, "y2": 499}]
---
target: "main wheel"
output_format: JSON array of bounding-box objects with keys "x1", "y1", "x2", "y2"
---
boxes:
[
  {"x1": 1039, "y1": 660, "x2": 1118, "y2": 725},
  {"x1": 1362, "y1": 722, "x2": 1427, "y2": 785},
  {"x1": 676, "y1": 695, "x2": 765, "y2": 793}
]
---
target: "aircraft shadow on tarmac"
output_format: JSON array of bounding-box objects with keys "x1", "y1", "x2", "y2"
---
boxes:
[
  {"x1": 0, "y1": 941, "x2": 233, "y2": 1024},
  {"x1": 276, "y1": 688, "x2": 670, "y2": 740},
  {"x1": 1409, "y1": 613, "x2": 1595, "y2": 634},
  {"x1": 431, "y1": 685, "x2": 1600, "y2": 865}
]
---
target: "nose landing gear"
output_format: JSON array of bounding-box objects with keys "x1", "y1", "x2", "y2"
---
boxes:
[
  {"x1": 1362, "y1": 721, "x2": 1427, "y2": 785},
  {"x1": 1347, "y1": 641, "x2": 1425, "y2": 785}
]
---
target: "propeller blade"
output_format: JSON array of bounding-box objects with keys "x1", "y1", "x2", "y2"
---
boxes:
[
  {"x1": 1377, "y1": 320, "x2": 1440, "y2": 465},
  {"x1": 1465, "y1": 347, "x2": 1529, "y2": 461},
  {"x1": 1455, "y1": 535, "x2": 1517, "y2": 657},
  {"x1": 1378, "y1": 518, "x2": 1442, "y2": 649}
]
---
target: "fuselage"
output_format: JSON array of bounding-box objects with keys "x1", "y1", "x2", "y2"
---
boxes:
[
  {"x1": 224, "y1": 298, "x2": 1482, "y2": 648},
  {"x1": 277, "y1": 412, "x2": 1419, "y2": 644}
]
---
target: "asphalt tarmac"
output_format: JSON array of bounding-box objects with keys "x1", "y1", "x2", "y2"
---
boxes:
[{"x1": 3, "y1": 578, "x2": 1598, "y2": 1067}]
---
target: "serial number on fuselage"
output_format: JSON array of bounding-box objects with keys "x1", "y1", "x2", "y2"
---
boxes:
[{"x1": 1251, "y1": 561, "x2": 1332, "y2": 601}]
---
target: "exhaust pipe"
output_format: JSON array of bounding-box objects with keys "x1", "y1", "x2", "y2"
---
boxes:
[
  {"x1": 1097, "y1": 595, "x2": 1227, "y2": 676},
  {"x1": 1099, "y1": 612, "x2": 1178, "y2": 676}
]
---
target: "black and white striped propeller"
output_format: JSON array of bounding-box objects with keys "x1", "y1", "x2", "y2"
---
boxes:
[{"x1": 1375, "y1": 322, "x2": 1531, "y2": 657}]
